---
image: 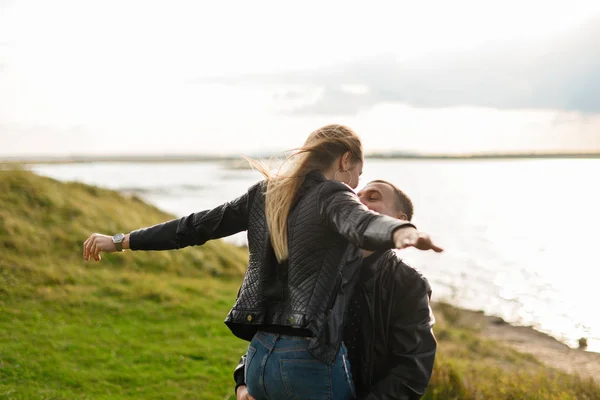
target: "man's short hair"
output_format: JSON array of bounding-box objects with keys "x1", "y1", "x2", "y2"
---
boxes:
[{"x1": 368, "y1": 180, "x2": 414, "y2": 221}]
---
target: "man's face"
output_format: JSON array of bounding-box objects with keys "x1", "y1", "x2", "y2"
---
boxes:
[{"x1": 357, "y1": 182, "x2": 408, "y2": 220}]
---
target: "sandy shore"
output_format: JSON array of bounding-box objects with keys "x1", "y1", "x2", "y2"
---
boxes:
[{"x1": 447, "y1": 306, "x2": 600, "y2": 383}]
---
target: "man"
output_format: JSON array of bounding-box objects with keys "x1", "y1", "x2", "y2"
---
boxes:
[{"x1": 234, "y1": 180, "x2": 437, "y2": 400}]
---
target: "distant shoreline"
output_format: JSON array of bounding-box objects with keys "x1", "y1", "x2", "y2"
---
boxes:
[{"x1": 2, "y1": 152, "x2": 599, "y2": 165}]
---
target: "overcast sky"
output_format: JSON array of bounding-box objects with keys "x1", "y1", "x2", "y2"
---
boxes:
[{"x1": 1, "y1": 0, "x2": 599, "y2": 156}]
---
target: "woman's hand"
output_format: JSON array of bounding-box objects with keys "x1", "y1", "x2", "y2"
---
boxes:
[
  {"x1": 394, "y1": 227, "x2": 444, "y2": 253},
  {"x1": 83, "y1": 233, "x2": 117, "y2": 261}
]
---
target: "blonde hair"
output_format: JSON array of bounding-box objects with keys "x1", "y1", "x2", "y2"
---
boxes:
[{"x1": 246, "y1": 124, "x2": 363, "y2": 262}]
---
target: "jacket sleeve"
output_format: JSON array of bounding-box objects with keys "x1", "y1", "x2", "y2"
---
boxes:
[
  {"x1": 129, "y1": 182, "x2": 261, "y2": 251},
  {"x1": 233, "y1": 353, "x2": 247, "y2": 394},
  {"x1": 362, "y1": 269, "x2": 437, "y2": 400},
  {"x1": 318, "y1": 180, "x2": 416, "y2": 251}
]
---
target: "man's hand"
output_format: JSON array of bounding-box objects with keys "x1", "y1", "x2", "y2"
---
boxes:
[
  {"x1": 394, "y1": 228, "x2": 443, "y2": 253},
  {"x1": 236, "y1": 385, "x2": 255, "y2": 400},
  {"x1": 83, "y1": 233, "x2": 116, "y2": 261}
]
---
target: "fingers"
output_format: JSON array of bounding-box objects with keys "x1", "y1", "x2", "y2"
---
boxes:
[
  {"x1": 83, "y1": 235, "x2": 94, "y2": 261},
  {"x1": 83, "y1": 238, "x2": 89, "y2": 260},
  {"x1": 93, "y1": 242, "x2": 102, "y2": 261},
  {"x1": 90, "y1": 242, "x2": 97, "y2": 260},
  {"x1": 432, "y1": 243, "x2": 444, "y2": 253},
  {"x1": 399, "y1": 233, "x2": 444, "y2": 253},
  {"x1": 236, "y1": 385, "x2": 253, "y2": 400},
  {"x1": 420, "y1": 237, "x2": 444, "y2": 252},
  {"x1": 83, "y1": 233, "x2": 103, "y2": 262}
]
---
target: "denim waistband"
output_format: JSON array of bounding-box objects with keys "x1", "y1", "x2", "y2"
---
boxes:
[{"x1": 254, "y1": 330, "x2": 311, "y2": 351}]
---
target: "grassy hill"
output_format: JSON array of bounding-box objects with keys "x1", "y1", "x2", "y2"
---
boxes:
[
  {"x1": 1, "y1": 169, "x2": 599, "y2": 399},
  {"x1": 0, "y1": 170, "x2": 250, "y2": 399}
]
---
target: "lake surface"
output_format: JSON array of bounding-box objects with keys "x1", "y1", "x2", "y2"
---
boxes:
[{"x1": 29, "y1": 158, "x2": 600, "y2": 352}]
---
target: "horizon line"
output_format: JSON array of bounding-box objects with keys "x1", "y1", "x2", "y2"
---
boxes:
[{"x1": 1, "y1": 150, "x2": 600, "y2": 164}]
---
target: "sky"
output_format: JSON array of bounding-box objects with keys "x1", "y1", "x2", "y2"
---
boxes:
[{"x1": 1, "y1": 0, "x2": 599, "y2": 156}]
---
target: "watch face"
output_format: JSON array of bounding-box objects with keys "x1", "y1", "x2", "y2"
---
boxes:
[{"x1": 113, "y1": 233, "x2": 125, "y2": 242}]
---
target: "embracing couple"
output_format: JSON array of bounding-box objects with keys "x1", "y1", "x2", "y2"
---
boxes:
[{"x1": 83, "y1": 124, "x2": 443, "y2": 399}]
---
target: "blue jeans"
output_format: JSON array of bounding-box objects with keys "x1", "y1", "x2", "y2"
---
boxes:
[{"x1": 245, "y1": 331, "x2": 356, "y2": 400}]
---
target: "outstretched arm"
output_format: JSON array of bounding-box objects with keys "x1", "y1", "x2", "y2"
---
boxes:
[
  {"x1": 319, "y1": 181, "x2": 443, "y2": 253},
  {"x1": 83, "y1": 182, "x2": 260, "y2": 261}
]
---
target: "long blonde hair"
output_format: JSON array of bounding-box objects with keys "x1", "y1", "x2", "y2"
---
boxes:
[{"x1": 246, "y1": 124, "x2": 363, "y2": 262}]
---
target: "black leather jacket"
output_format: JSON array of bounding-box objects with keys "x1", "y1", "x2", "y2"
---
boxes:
[
  {"x1": 129, "y1": 171, "x2": 414, "y2": 364},
  {"x1": 234, "y1": 250, "x2": 436, "y2": 399},
  {"x1": 352, "y1": 250, "x2": 436, "y2": 399}
]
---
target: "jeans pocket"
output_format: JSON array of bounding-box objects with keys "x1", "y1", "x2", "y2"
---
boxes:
[
  {"x1": 244, "y1": 345, "x2": 257, "y2": 385},
  {"x1": 280, "y1": 359, "x2": 332, "y2": 400}
]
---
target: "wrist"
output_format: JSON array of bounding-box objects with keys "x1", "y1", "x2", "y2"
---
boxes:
[
  {"x1": 112, "y1": 233, "x2": 131, "y2": 251},
  {"x1": 393, "y1": 223, "x2": 416, "y2": 235},
  {"x1": 123, "y1": 233, "x2": 131, "y2": 250},
  {"x1": 393, "y1": 224, "x2": 417, "y2": 242}
]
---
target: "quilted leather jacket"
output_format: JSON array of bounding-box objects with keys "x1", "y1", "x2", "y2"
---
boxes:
[{"x1": 129, "y1": 170, "x2": 414, "y2": 363}]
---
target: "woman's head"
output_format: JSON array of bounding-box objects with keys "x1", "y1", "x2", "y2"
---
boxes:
[
  {"x1": 247, "y1": 124, "x2": 364, "y2": 262},
  {"x1": 302, "y1": 124, "x2": 363, "y2": 189}
]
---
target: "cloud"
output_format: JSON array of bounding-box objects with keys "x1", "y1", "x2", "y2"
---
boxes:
[{"x1": 199, "y1": 18, "x2": 600, "y2": 115}]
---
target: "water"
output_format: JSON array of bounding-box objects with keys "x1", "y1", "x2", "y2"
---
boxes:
[{"x1": 28, "y1": 158, "x2": 600, "y2": 352}]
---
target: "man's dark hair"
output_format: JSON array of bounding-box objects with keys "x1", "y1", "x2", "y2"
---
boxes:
[{"x1": 368, "y1": 180, "x2": 414, "y2": 221}]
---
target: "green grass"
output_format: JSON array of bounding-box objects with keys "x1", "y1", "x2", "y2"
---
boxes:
[
  {"x1": 425, "y1": 302, "x2": 600, "y2": 399},
  {"x1": 1, "y1": 169, "x2": 599, "y2": 399},
  {"x1": 0, "y1": 170, "x2": 249, "y2": 399},
  {"x1": 0, "y1": 277, "x2": 247, "y2": 399}
]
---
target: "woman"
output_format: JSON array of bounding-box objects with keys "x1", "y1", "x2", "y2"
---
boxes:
[{"x1": 83, "y1": 124, "x2": 443, "y2": 399}]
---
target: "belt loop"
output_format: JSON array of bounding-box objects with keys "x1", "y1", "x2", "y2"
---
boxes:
[{"x1": 267, "y1": 333, "x2": 280, "y2": 355}]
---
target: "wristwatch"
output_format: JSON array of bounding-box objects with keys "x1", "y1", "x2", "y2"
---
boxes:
[{"x1": 112, "y1": 233, "x2": 125, "y2": 252}]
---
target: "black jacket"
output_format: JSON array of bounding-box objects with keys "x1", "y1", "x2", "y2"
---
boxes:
[
  {"x1": 129, "y1": 171, "x2": 414, "y2": 364},
  {"x1": 234, "y1": 250, "x2": 436, "y2": 400},
  {"x1": 354, "y1": 250, "x2": 436, "y2": 399}
]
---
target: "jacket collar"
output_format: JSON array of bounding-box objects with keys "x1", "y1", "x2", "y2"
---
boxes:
[
  {"x1": 305, "y1": 169, "x2": 327, "y2": 183},
  {"x1": 361, "y1": 250, "x2": 387, "y2": 283}
]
